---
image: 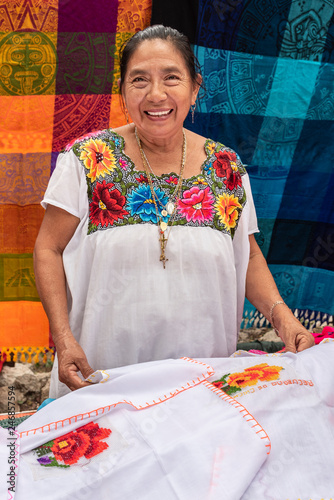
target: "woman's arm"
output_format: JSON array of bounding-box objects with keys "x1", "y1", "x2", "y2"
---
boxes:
[
  {"x1": 34, "y1": 204, "x2": 94, "y2": 390},
  {"x1": 245, "y1": 234, "x2": 314, "y2": 352}
]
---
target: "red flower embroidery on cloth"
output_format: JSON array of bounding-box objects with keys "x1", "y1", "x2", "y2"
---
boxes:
[
  {"x1": 135, "y1": 174, "x2": 149, "y2": 183},
  {"x1": 213, "y1": 150, "x2": 242, "y2": 190},
  {"x1": 51, "y1": 422, "x2": 112, "y2": 465},
  {"x1": 90, "y1": 180, "x2": 128, "y2": 227},
  {"x1": 177, "y1": 186, "x2": 214, "y2": 223},
  {"x1": 165, "y1": 175, "x2": 178, "y2": 185}
]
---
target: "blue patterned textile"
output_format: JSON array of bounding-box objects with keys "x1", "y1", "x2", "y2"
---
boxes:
[{"x1": 152, "y1": 0, "x2": 334, "y2": 328}]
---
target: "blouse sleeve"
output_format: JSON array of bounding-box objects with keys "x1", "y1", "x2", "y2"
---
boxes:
[
  {"x1": 242, "y1": 172, "x2": 258, "y2": 236},
  {"x1": 41, "y1": 150, "x2": 88, "y2": 220}
]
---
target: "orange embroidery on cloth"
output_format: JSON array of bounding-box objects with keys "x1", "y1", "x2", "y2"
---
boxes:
[
  {"x1": 212, "y1": 363, "x2": 283, "y2": 396},
  {"x1": 228, "y1": 364, "x2": 283, "y2": 388}
]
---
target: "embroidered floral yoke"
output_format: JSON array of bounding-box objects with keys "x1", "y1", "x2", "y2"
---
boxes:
[
  {"x1": 69, "y1": 130, "x2": 247, "y2": 237},
  {"x1": 42, "y1": 129, "x2": 258, "y2": 398}
]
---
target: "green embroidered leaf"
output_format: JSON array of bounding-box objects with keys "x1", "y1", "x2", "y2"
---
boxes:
[
  {"x1": 239, "y1": 188, "x2": 247, "y2": 205},
  {"x1": 107, "y1": 139, "x2": 116, "y2": 151},
  {"x1": 114, "y1": 171, "x2": 124, "y2": 184},
  {"x1": 72, "y1": 143, "x2": 81, "y2": 157},
  {"x1": 88, "y1": 222, "x2": 97, "y2": 234},
  {"x1": 225, "y1": 385, "x2": 242, "y2": 396},
  {"x1": 86, "y1": 178, "x2": 93, "y2": 200}
]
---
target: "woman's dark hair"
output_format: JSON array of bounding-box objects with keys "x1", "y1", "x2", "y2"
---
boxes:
[{"x1": 119, "y1": 25, "x2": 204, "y2": 94}]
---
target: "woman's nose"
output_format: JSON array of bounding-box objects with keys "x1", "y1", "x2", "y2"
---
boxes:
[{"x1": 147, "y1": 81, "x2": 167, "y2": 102}]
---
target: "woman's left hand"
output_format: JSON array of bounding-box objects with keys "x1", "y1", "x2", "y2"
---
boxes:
[{"x1": 276, "y1": 315, "x2": 315, "y2": 353}]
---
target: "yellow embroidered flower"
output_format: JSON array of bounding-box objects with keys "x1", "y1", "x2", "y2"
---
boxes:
[
  {"x1": 80, "y1": 138, "x2": 116, "y2": 182},
  {"x1": 207, "y1": 141, "x2": 216, "y2": 156},
  {"x1": 231, "y1": 160, "x2": 238, "y2": 172},
  {"x1": 215, "y1": 193, "x2": 242, "y2": 230},
  {"x1": 193, "y1": 176, "x2": 208, "y2": 186},
  {"x1": 227, "y1": 364, "x2": 283, "y2": 388}
]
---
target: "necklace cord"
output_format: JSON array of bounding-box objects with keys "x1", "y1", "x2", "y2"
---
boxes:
[{"x1": 134, "y1": 127, "x2": 187, "y2": 268}]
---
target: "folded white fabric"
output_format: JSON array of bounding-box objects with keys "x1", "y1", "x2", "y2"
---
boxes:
[
  {"x1": 1, "y1": 341, "x2": 334, "y2": 500},
  {"x1": 5, "y1": 358, "x2": 269, "y2": 500},
  {"x1": 204, "y1": 339, "x2": 334, "y2": 500}
]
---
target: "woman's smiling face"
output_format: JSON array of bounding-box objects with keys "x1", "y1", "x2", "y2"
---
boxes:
[{"x1": 122, "y1": 39, "x2": 200, "y2": 141}]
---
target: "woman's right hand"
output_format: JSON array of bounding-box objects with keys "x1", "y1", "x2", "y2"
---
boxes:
[{"x1": 56, "y1": 338, "x2": 95, "y2": 391}]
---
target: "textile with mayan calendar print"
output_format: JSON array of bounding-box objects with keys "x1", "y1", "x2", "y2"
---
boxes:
[
  {"x1": 152, "y1": 0, "x2": 334, "y2": 329},
  {"x1": 0, "y1": 0, "x2": 151, "y2": 363}
]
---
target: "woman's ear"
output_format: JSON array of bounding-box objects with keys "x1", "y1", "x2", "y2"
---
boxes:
[{"x1": 117, "y1": 78, "x2": 121, "y2": 90}]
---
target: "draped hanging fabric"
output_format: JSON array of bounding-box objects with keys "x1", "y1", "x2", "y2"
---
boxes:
[
  {"x1": 1, "y1": 0, "x2": 333, "y2": 364},
  {"x1": 0, "y1": 0, "x2": 151, "y2": 364},
  {"x1": 152, "y1": 0, "x2": 334, "y2": 329}
]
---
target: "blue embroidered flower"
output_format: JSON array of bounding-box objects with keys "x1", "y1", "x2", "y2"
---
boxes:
[
  {"x1": 204, "y1": 162, "x2": 213, "y2": 175},
  {"x1": 127, "y1": 184, "x2": 169, "y2": 223}
]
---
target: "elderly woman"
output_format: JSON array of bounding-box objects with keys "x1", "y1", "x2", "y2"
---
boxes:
[{"x1": 34, "y1": 25, "x2": 314, "y2": 398}]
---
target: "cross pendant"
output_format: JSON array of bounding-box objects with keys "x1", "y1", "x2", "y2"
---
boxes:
[{"x1": 159, "y1": 230, "x2": 168, "y2": 269}]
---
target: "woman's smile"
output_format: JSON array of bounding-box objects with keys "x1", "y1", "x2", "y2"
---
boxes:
[
  {"x1": 122, "y1": 38, "x2": 199, "y2": 142},
  {"x1": 144, "y1": 108, "x2": 173, "y2": 118}
]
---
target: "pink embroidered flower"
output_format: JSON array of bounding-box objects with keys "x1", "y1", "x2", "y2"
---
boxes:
[
  {"x1": 213, "y1": 150, "x2": 242, "y2": 190},
  {"x1": 165, "y1": 175, "x2": 178, "y2": 185},
  {"x1": 177, "y1": 186, "x2": 214, "y2": 223},
  {"x1": 119, "y1": 158, "x2": 127, "y2": 170},
  {"x1": 90, "y1": 180, "x2": 128, "y2": 227}
]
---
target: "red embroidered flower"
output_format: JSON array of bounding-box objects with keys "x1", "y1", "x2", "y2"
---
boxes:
[
  {"x1": 90, "y1": 180, "x2": 128, "y2": 227},
  {"x1": 51, "y1": 422, "x2": 111, "y2": 465},
  {"x1": 213, "y1": 150, "x2": 242, "y2": 190},
  {"x1": 177, "y1": 186, "x2": 214, "y2": 223},
  {"x1": 165, "y1": 175, "x2": 178, "y2": 185},
  {"x1": 135, "y1": 174, "x2": 149, "y2": 183}
]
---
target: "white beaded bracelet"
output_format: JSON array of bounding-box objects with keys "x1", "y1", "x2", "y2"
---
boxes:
[{"x1": 269, "y1": 300, "x2": 286, "y2": 335}]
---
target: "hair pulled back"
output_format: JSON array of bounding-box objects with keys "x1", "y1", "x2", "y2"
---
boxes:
[{"x1": 119, "y1": 25, "x2": 203, "y2": 94}]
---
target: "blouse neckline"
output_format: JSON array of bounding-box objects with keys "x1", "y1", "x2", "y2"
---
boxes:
[{"x1": 112, "y1": 129, "x2": 216, "y2": 182}]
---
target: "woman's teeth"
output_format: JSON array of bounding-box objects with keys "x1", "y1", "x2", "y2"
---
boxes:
[{"x1": 146, "y1": 110, "x2": 172, "y2": 117}]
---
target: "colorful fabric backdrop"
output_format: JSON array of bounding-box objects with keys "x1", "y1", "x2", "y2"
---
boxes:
[
  {"x1": 0, "y1": 0, "x2": 333, "y2": 363},
  {"x1": 0, "y1": 0, "x2": 151, "y2": 362},
  {"x1": 152, "y1": 0, "x2": 334, "y2": 329}
]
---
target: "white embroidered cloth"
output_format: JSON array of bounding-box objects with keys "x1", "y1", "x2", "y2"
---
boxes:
[{"x1": 1, "y1": 341, "x2": 334, "y2": 499}]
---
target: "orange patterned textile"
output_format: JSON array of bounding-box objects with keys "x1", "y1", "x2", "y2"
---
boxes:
[{"x1": 0, "y1": 0, "x2": 151, "y2": 364}]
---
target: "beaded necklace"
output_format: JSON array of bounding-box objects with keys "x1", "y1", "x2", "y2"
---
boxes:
[{"x1": 134, "y1": 127, "x2": 187, "y2": 268}]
